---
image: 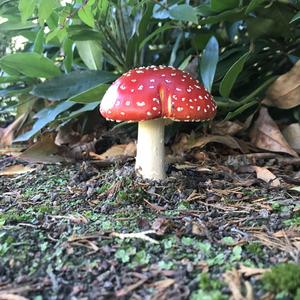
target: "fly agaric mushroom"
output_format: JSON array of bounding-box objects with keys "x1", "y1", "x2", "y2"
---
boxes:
[{"x1": 100, "y1": 65, "x2": 217, "y2": 180}]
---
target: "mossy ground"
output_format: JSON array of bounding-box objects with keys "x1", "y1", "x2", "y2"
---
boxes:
[{"x1": 1, "y1": 155, "x2": 300, "y2": 299}]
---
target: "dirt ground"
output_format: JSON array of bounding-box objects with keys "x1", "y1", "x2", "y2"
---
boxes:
[{"x1": 1, "y1": 151, "x2": 300, "y2": 300}]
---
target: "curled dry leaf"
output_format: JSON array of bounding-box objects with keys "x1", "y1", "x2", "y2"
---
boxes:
[
  {"x1": 223, "y1": 269, "x2": 248, "y2": 300},
  {"x1": 19, "y1": 133, "x2": 65, "y2": 163},
  {"x1": 0, "y1": 164, "x2": 35, "y2": 176},
  {"x1": 172, "y1": 133, "x2": 243, "y2": 155},
  {"x1": 254, "y1": 166, "x2": 280, "y2": 187},
  {"x1": 239, "y1": 265, "x2": 269, "y2": 277},
  {"x1": 266, "y1": 60, "x2": 300, "y2": 109},
  {"x1": 89, "y1": 142, "x2": 136, "y2": 160},
  {"x1": 0, "y1": 294, "x2": 29, "y2": 300},
  {"x1": 250, "y1": 107, "x2": 298, "y2": 157},
  {"x1": 282, "y1": 123, "x2": 300, "y2": 153},
  {"x1": 0, "y1": 113, "x2": 28, "y2": 146},
  {"x1": 212, "y1": 120, "x2": 244, "y2": 136}
]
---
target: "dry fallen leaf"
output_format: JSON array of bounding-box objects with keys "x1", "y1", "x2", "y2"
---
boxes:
[
  {"x1": 223, "y1": 269, "x2": 247, "y2": 300},
  {"x1": 282, "y1": 123, "x2": 300, "y2": 153},
  {"x1": 250, "y1": 107, "x2": 298, "y2": 157},
  {"x1": 266, "y1": 60, "x2": 300, "y2": 109},
  {"x1": 89, "y1": 142, "x2": 136, "y2": 160},
  {"x1": 239, "y1": 265, "x2": 269, "y2": 277},
  {"x1": 172, "y1": 133, "x2": 243, "y2": 155},
  {"x1": 0, "y1": 164, "x2": 35, "y2": 176},
  {"x1": 19, "y1": 133, "x2": 65, "y2": 163},
  {"x1": 0, "y1": 113, "x2": 28, "y2": 146},
  {"x1": 254, "y1": 166, "x2": 280, "y2": 187},
  {"x1": 0, "y1": 294, "x2": 29, "y2": 300},
  {"x1": 212, "y1": 120, "x2": 244, "y2": 136}
]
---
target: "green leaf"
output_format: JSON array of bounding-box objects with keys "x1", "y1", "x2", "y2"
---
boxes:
[
  {"x1": 32, "y1": 70, "x2": 117, "y2": 100},
  {"x1": 290, "y1": 11, "x2": 300, "y2": 23},
  {"x1": 211, "y1": 0, "x2": 239, "y2": 12},
  {"x1": 0, "y1": 53, "x2": 61, "y2": 78},
  {"x1": 18, "y1": 0, "x2": 36, "y2": 23},
  {"x1": 78, "y1": 4, "x2": 95, "y2": 28},
  {"x1": 63, "y1": 38, "x2": 73, "y2": 73},
  {"x1": 38, "y1": 0, "x2": 60, "y2": 25},
  {"x1": 75, "y1": 40, "x2": 102, "y2": 70},
  {"x1": 33, "y1": 27, "x2": 45, "y2": 53},
  {"x1": 67, "y1": 102, "x2": 98, "y2": 119},
  {"x1": 68, "y1": 83, "x2": 109, "y2": 103},
  {"x1": 200, "y1": 36, "x2": 219, "y2": 92},
  {"x1": 169, "y1": 4, "x2": 198, "y2": 23},
  {"x1": 14, "y1": 101, "x2": 76, "y2": 142},
  {"x1": 219, "y1": 52, "x2": 250, "y2": 97},
  {"x1": 224, "y1": 100, "x2": 257, "y2": 120},
  {"x1": 245, "y1": 0, "x2": 266, "y2": 14}
]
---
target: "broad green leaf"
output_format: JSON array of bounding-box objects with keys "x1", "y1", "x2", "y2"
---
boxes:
[
  {"x1": 0, "y1": 76, "x2": 21, "y2": 83},
  {"x1": 169, "y1": 32, "x2": 183, "y2": 66},
  {"x1": 290, "y1": 11, "x2": 300, "y2": 23},
  {"x1": 68, "y1": 84, "x2": 109, "y2": 103},
  {"x1": 33, "y1": 27, "x2": 45, "y2": 53},
  {"x1": 67, "y1": 102, "x2": 98, "y2": 119},
  {"x1": 198, "y1": 8, "x2": 244, "y2": 25},
  {"x1": 169, "y1": 4, "x2": 198, "y2": 23},
  {"x1": 18, "y1": 0, "x2": 36, "y2": 23},
  {"x1": 63, "y1": 38, "x2": 73, "y2": 73},
  {"x1": 14, "y1": 101, "x2": 76, "y2": 142},
  {"x1": 78, "y1": 5, "x2": 95, "y2": 28},
  {"x1": 76, "y1": 40, "x2": 102, "y2": 70},
  {"x1": 200, "y1": 36, "x2": 219, "y2": 92},
  {"x1": 0, "y1": 53, "x2": 61, "y2": 78},
  {"x1": 0, "y1": 17, "x2": 35, "y2": 31},
  {"x1": 245, "y1": 0, "x2": 266, "y2": 14},
  {"x1": 67, "y1": 25, "x2": 102, "y2": 41},
  {"x1": 32, "y1": 70, "x2": 117, "y2": 100},
  {"x1": 219, "y1": 52, "x2": 250, "y2": 97},
  {"x1": 38, "y1": 0, "x2": 60, "y2": 25},
  {"x1": 0, "y1": 87, "x2": 31, "y2": 97},
  {"x1": 211, "y1": 0, "x2": 239, "y2": 12}
]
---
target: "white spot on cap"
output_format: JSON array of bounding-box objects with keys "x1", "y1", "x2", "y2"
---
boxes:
[
  {"x1": 153, "y1": 107, "x2": 158, "y2": 111},
  {"x1": 183, "y1": 75, "x2": 187, "y2": 78},
  {"x1": 181, "y1": 79, "x2": 185, "y2": 82},
  {"x1": 197, "y1": 106, "x2": 201, "y2": 111},
  {"x1": 137, "y1": 101, "x2": 145, "y2": 107},
  {"x1": 120, "y1": 85, "x2": 126, "y2": 90},
  {"x1": 190, "y1": 106, "x2": 194, "y2": 109},
  {"x1": 125, "y1": 101, "x2": 131, "y2": 106},
  {"x1": 147, "y1": 111, "x2": 152, "y2": 116},
  {"x1": 195, "y1": 85, "x2": 201, "y2": 89},
  {"x1": 204, "y1": 108, "x2": 207, "y2": 113},
  {"x1": 131, "y1": 89, "x2": 135, "y2": 92},
  {"x1": 149, "y1": 86, "x2": 155, "y2": 89},
  {"x1": 120, "y1": 112, "x2": 125, "y2": 115},
  {"x1": 199, "y1": 95, "x2": 203, "y2": 100},
  {"x1": 172, "y1": 95, "x2": 178, "y2": 100},
  {"x1": 131, "y1": 79, "x2": 137, "y2": 82},
  {"x1": 136, "y1": 70, "x2": 144, "y2": 74},
  {"x1": 187, "y1": 88, "x2": 192, "y2": 92},
  {"x1": 108, "y1": 110, "x2": 112, "y2": 114},
  {"x1": 165, "y1": 79, "x2": 171, "y2": 83},
  {"x1": 171, "y1": 73, "x2": 176, "y2": 76},
  {"x1": 177, "y1": 107, "x2": 183, "y2": 112},
  {"x1": 153, "y1": 98, "x2": 160, "y2": 103},
  {"x1": 189, "y1": 99, "x2": 193, "y2": 103},
  {"x1": 150, "y1": 79, "x2": 155, "y2": 82},
  {"x1": 207, "y1": 104, "x2": 210, "y2": 108},
  {"x1": 161, "y1": 74, "x2": 166, "y2": 77},
  {"x1": 176, "y1": 88, "x2": 182, "y2": 91},
  {"x1": 138, "y1": 85, "x2": 143, "y2": 90}
]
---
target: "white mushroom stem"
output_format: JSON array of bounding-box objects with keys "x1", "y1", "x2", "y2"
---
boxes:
[{"x1": 135, "y1": 118, "x2": 166, "y2": 180}]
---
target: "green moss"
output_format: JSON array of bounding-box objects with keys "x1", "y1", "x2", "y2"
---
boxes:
[{"x1": 262, "y1": 263, "x2": 300, "y2": 297}]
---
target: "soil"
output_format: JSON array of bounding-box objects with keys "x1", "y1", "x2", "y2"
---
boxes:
[{"x1": 1, "y1": 152, "x2": 300, "y2": 300}]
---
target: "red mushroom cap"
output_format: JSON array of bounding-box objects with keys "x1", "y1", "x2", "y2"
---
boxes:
[{"x1": 100, "y1": 65, "x2": 217, "y2": 122}]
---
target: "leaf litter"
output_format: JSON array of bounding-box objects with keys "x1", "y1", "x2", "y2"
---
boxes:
[{"x1": 1, "y1": 142, "x2": 300, "y2": 299}]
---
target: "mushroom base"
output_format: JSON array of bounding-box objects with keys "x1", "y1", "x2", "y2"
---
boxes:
[{"x1": 135, "y1": 119, "x2": 166, "y2": 180}]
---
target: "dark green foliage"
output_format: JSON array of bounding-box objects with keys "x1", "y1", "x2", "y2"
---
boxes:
[{"x1": 262, "y1": 263, "x2": 300, "y2": 297}]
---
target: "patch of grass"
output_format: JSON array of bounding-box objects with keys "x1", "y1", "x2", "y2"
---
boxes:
[{"x1": 262, "y1": 263, "x2": 300, "y2": 298}]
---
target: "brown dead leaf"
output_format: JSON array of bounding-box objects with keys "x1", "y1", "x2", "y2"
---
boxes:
[
  {"x1": 150, "y1": 278, "x2": 175, "y2": 290},
  {"x1": 212, "y1": 120, "x2": 244, "y2": 136},
  {"x1": 90, "y1": 142, "x2": 135, "y2": 160},
  {"x1": 282, "y1": 123, "x2": 300, "y2": 153},
  {"x1": 239, "y1": 265, "x2": 269, "y2": 277},
  {"x1": 0, "y1": 146, "x2": 24, "y2": 156},
  {"x1": 0, "y1": 164, "x2": 35, "y2": 176},
  {"x1": 0, "y1": 113, "x2": 28, "y2": 146},
  {"x1": 250, "y1": 107, "x2": 298, "y2": 157},
  {"x1": 254, "y1": 166, "x2": 280, "y2": 187},
  {"x1": 266, "y1": 61, "x2": 300, "y2": 109},
  {"x1": 223, "y1": 269, "x2": 246, "y2": 300},
  {"x1": 172, "y1": 133, "x2": 243, "y2": 155},
  {"x1": 151, "y1": 217, "x2": 172, "y2": 235},
  {"x1": 54, "y1": 125, "x2": 81, "y2": 146},
  {"x1": 19, "y1": 133, "x2": 66, "y2": 163}
]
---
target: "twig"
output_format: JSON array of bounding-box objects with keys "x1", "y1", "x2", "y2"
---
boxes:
[{"x1": 111, "y1": 230, "x2": 159, "y2": 244}]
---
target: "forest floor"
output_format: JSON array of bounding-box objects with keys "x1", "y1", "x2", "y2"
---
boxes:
[{"x1": 1, "y1": 151, "x2": 300, "y2": 300}]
